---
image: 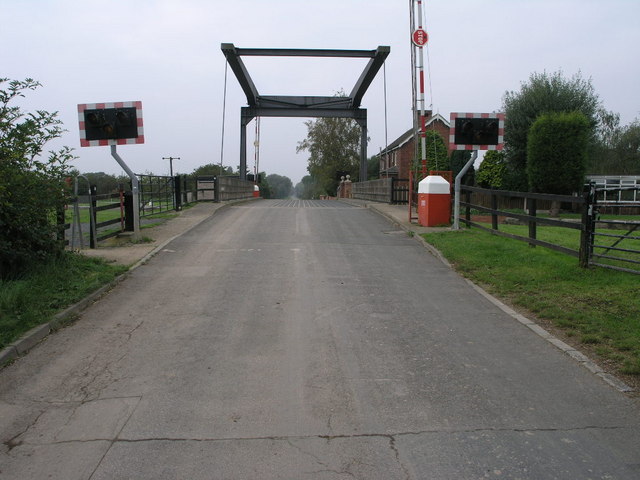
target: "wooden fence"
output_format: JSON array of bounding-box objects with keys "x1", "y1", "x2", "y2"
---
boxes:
[
  {"x1": 352, "y1": 178, "x2": 410, "y2": 204},
  {"x1": 459, "y1": 185, "x2": 589, "y2": 263},
  {"x1": 459, "y1": 184, "x2": 640, "y2": 274}
]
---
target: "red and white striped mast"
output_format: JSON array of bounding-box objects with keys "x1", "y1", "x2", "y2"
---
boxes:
[{"x1": 411, "y1": 0, "x2": 429, "y2": 178}]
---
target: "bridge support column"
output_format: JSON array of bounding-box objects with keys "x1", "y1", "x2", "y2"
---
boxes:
[
  {"x1": 357, "y1": 117, "x2": 368, "y2": 182},
  {"x1": 240, "y1": 108, "x2": 256, "y2": 181}
]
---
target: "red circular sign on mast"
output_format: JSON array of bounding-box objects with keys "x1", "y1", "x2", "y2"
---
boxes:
[{"x1": 412, "y1": 29, "x2": 429, "y2": 46}]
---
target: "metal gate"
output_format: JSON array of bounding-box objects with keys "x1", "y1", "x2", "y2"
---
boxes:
[
  {"x1": 138, "y1": 174, "x2": 175, "y2": 217},
  {"x1": 585, "y1": 182, "x2": 640, "y2": 274}
]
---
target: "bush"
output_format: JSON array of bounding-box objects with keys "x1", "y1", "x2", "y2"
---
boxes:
[
  {"x1": 476, "y1": 150, "x2": 506, "y2": 189},
  {"x1": 502, "y1": 71, "x2": 600, "y2": 191},
  {"x1": 0, "y1": 78, "x2": 74, "y2": 278},
  {"x1": 526, "y1": 111, "x2": 589, "y2": 194}
]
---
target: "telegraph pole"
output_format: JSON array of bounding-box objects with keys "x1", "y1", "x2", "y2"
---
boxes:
[{"x1": 163, "y1": 156, "x2": 180, "y2": 177}]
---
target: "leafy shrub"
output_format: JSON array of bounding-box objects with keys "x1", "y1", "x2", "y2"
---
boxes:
[
  {"x1": 0, "y1": 78, "x2": 74, "y2": 278},
  {"x1": 526, "y1": 111, "x2": 589, "y2": 194}
]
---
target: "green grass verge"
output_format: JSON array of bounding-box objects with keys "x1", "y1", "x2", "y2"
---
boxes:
[
  {"x1": 0, "y1": 253, "x2": 127, "y2": 349},
  {"x1": 472, "y1": 221, "x2": 640, "y2": 269},
  {"x1": 422, "y1": 228, "x2": 640, "y2": 376}
]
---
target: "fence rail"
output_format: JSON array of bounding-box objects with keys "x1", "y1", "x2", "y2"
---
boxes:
[
  {"x1": 62, "y1": 174, "x2": 254, "y2": 249},
  {"x1": 588, "y1": 185, "x2": 640, "y2": 274},
  {"x1": 67, "y1": 191, "x2": 126, "y2": 248},
  {"x1": 459, "y1": 185, "x2": 587, "y2": 259},
  {"x1": 459, "y1": 184, "x2": 640, "y2": 274},
  {"x1": 352, "y1": 178, "x2": 410, "y2": 204}
]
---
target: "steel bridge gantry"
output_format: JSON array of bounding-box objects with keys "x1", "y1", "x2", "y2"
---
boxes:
[{"x1": 221, "y1": 43, "x2": 390, "y2": 181}]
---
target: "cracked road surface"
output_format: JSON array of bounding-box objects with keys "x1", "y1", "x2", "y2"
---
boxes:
[{"x1": 1, "y1": 200, "x2": 640, "y2": 479}]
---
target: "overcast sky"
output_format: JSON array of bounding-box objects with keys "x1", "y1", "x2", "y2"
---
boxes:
[{"x1": 3, "y1": 0, "x2": 639, "y2": 185}]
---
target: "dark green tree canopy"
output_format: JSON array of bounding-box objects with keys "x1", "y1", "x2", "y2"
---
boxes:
[
  {"x1": 526, "y1": 111, "x2": 589, "y2": 194},
  {"x1": 502, "y1": 70, "x2": 601, "y2": 190},
  {"x1": 191, "y1": 163, "x2": 234, "y2": 178},
  {"x1": 266, "y1": 173, "x2": 293, "y2": 199},
  {"x1": 294, "y1": 175, "x2": 324, "y2": 199},
  {"x1": 297, "y1": 115, "x2": 363, "y2": 196},
  {"x1": 590, "y1": 111, "x2": 640, "y2": 174}
]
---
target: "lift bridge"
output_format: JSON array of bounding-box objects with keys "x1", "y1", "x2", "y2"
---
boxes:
[{"x1": 221, "y1": 43, "x2": 390, "y2": 181}]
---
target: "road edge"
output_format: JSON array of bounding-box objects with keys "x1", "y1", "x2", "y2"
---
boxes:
[
  {"x1": 0, "y1": 200, "x2": 238, "y2": 368},
  {"x1": 365, "y1": 203, "x2": 633, "y2": 394}
]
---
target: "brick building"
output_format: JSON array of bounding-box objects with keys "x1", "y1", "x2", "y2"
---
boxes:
[{"x1": 379, "y1": 112, "x2": 451, "y2": 179}]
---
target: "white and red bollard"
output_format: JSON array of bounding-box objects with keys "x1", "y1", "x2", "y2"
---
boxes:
[{"x1": 418, "y1": 175, "x2": 451, "y2": 227}]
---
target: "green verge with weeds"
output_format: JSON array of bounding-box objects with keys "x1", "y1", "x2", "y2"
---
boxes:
[
  {"x1": 0, "y1": 253, "x2": 127, "y2": 349},
  {"x1": 422, "y1": 228, "x2": 640, "y2": 377}
]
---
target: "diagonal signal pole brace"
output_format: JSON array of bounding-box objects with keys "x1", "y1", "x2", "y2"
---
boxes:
[{"x1": 111, "y1": 145, "x2": 140, "y2": 236}]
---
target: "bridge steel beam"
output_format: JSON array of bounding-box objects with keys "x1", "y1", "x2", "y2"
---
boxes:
[{"x1": 223, "y1": 43, "x2": 388, "y2": 182}]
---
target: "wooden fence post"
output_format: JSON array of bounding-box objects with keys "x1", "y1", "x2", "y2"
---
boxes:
[
  {"x1": 465, "y1": 189, "x2": 471, "y2": 226},
  {"x1": 528, "y1": 197, "x2": 537, "y2": 248},
  {"x1": 89, "y1": 185, "x2": 97, "y2": 249},
  {"x1": 491, "y1": 193, "x2": 498, "y2": 230},
  {"x1": 579, "y1": 183, "x2": 596, "y2": 268}
]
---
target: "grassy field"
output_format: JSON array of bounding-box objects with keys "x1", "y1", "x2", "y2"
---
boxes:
[
  {"x1": 0, "y1": 254, "x2": 127, "y2": 350},
  {"x1": 470, "y1": 218, "x2": 640, "y2": 270},
  {"x1": 422, "y1": 226, "x2": 640, "y2": 382}
]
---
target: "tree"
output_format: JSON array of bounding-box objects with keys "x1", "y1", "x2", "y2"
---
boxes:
[
  {"x1": 77, "y1": 171, "x2": 129, "y2": 194},
  {"x1": 413, "y1": 130, "x2": 449, "y2": 177},
  {"x1": 191, "y1": 163, "x2": 233, "y2": 177},
  {"x1": 449, "y1": 150, "x2": 475, "y2": 186},
  {"x1": 613, "y1": 120, "x2": 640, "y2": 173},
  {"x1": 0, "y1": 78, "x2": 74, "y2": 277},
  {"x1": 367, "y1": 155, "x2": 380, "y2": 180},
  {"x1": 266, "y1": 174, "x2": 293, "y2": 199},
  {"x1": 476, "y1": 151, "x2": 506, "y2": 189},
  {"x1": 297, "y1": 115, "x2": 363, "y2": 196},
  {"x1": 255, "y1": 171, "x2": 271, "y2": 199},
  {"x1": 590, "y1": 112, "x2": 640, "y2": 174},
  {"x1": 294, "y1": 175, "x2": 324, "y2": 199},
  {"x1": 527, "y1": 111, "x2": 589, "y2": 194},
  {"x1": 502, "y1": 71, "x2": 601, "y2": 191}
]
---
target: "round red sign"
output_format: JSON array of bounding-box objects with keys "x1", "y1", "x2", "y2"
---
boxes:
[{"x1": 412, "y1": 29, "x2": 429, "y2": 46}]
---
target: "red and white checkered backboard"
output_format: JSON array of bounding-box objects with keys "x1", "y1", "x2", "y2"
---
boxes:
[
  {"x1": 449, "y1": 112, "x2": 505, "y2": 151},
  {"x1": 78, "y1": 101, "x2": 144, "y2": 147}
]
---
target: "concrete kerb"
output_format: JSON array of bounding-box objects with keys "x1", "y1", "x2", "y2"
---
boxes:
[
  {"x1": 361, "y1": 200, "x2": 634, "y2": 394},
  {"x1": 0, "y1": 200, "x2": 244, "y2": 368}
]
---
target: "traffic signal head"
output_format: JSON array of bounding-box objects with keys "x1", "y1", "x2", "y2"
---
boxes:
[
  {"x1": 449, "y1": 113, "x2": 505, "y2": 150},
  {"x1": 454, "y1": 118, "x2": 499, "y2": 146},
  {"x1": 83, "y1": 107, "x2": 138, "y2": 141},
  {"x1": 78, "y1": 101, "x2": 144, "y2": 147}
]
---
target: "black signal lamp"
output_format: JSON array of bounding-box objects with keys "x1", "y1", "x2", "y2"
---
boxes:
[
  {"x1": 454, "y1": 117, "x2": 500, "y2": 146},
  {"x1": 83, "y1": 107, "x2": 138, "y2": 141}
]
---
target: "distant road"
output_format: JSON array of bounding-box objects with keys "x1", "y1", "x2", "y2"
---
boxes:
[{"x1": 2, "y1": 199, "x2": 639, "y2": 479}]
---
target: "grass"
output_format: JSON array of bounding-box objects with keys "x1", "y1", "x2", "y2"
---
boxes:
[
  {"x1": 0, "y1": 254, "x2": 127, "y2": 350},
  {"x1": 1, "y1": 206, "x2": 181, "y2": 354},
  {"x1": 66, "y1": 201, "x2": 179, "y2": 225},
  {"x1": 422, "y1": 227, "x2": 640, "y2": 377},
  {"x1": 472, "y1": 220, "x2": 640, "y2": 270}
]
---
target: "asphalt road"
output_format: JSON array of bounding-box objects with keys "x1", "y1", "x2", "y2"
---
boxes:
[{"x1": 1, "y1": 199, "x2": 639, "y2": 479}]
